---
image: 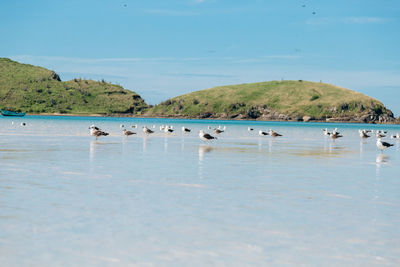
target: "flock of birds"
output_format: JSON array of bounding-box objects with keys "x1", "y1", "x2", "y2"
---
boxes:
[{"x1": 88, "y1": 124, "x2": 399, "y2": 152}]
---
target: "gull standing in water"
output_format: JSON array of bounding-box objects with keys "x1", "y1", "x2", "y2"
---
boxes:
[
  {"x1": 330, "y1": 132, "x2": 343, "y2": 140},
  {"x1": 89, "y1": 125, "x2": 109, "y2": 140},
  {"x1": 199, "y1": 130, "x2": 217, "y2": 142},
  {"x1": 143, "y1": 126, "x2": 154, "y2": 134},
  {"x1": 164, "y1": 126, "x2": 174, "y2": 133},
  {"x1": 376, "y1": 138, "x2": 394, "y2": 151},
  {"x1": 214, "y1": 128, "x2": 224, "y2": 134},
  {"x1": 269, "y1": 129, "x2": 282, "y2": 137},
  {"x1": 359, "y1": 130, "x2": 370, "y2": 139},
  {"x1": 259, "y1": 130, "x2": 268, "y2": 136},
  {"x1": 123, "y1": 129, "x2": 136, "y2": 136},
  {"x1": 182, "y1": 126, "x2": 191, "y2": 133},
  {"x1": 391, "y1": 133, "x2": 400, "y2": 139}
]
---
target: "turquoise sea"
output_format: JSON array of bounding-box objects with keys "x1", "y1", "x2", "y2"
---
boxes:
[{"x1": 1, "y1": 116, "x2": 400, "y2": 266}]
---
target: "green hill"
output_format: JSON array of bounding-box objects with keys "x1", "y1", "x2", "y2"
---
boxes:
[
  {"x1": 0, "y1": 58, "x2": 147, "y2": 115},
  {"x1": 146, "y1": 80, "x2": 395, "y2": 123}
]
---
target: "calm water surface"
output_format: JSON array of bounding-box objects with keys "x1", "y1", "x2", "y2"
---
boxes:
[{"x1": 1, "y1": 116, "x2": 400, "y2": 266}]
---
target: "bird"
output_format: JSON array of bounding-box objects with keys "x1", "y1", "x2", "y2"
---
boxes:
[
  {"x1": 207, "y1": 126, "x2": 212, "y2": 130},
  {"x1": 214, "y1": 128, "x2": 224, "y2": 134},
  {"x1": 120, "y1": 124, "x2": 124, "y2": 128},
  {"x1": 269, "y1": 129, "x2": 282, "y2": 137},
  {"x1": 152, "y1": 125, "x2": 156, "y2": 129},
  {"x1": 199, "y1": 130, "x2": 217, "y2": 141},
  {"x1": 248, "y1": 127, "x2": 254, "y2": 131},
  {"x1": 89, "y1": 125, "x2": 109, "y2": 140},
  {"x1": 123, "y1": 129, "x2": 136, "y2": 136},
  {"x1": 21, "y1": 122, "x2": 26, "y2": 126},
  {"x1": 376, "y1": 132, "x2": 386, "y2": 138},
  {"x1": 391, "y1": 133, "x2": 400, "y2": 139},
  {"x1": 323, "y1": 128, "x2": 331, "y2": 136},
  {"x1": 258, "y1": 130, "x2": 268, "y2": 136},
  {"x1": 131, "y1": 124, "x2": 138, "y2": 129},
  {"x1": 330, "y1": 132, "x2": 343, "y2": 140},
  {"x1": 376, "y1": 138, "x2": 394, "y2": 151},
  {"x1": 182, "y1": 126, "x2": 191, "y2": 132},
  {"x1": 143, "y1": 126, "x2": 154, "y2": 134},
  {"x1": 164, "y1": 127, "x2": 174, "y2": 133},
  {"x1": 359, "y1": 130, "x2": 370, "y2": 139}
]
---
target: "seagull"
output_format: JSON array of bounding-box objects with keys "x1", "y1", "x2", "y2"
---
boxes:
[
  {"x1": 164, "y1": 127, "x2": 174, "y2": 133},
  {"x1": 207, "y1": 126, "x2": 212, "y2": 130},
  {"x1": 248, "y1": 127, "x2": 254, "y2": 131},
  {"x1": 390, "y1": 133, "x2": 400, "y2": 139},
  {"x1": 330, "y1": 132, "x2": 343, "y2": 139},
  {"x1": 323, "y1": 128, "x2": 330, "y2": 136},
  {"x1": 376, "y1": 132, "x2": 386, "y2": 138},
  {"x1": 123, "y1": 129, "x2": 136, "y2": 136},
  {"x1": 199, "y1": 130, "x2": 217, "y2": 141},
  {"x1": 376, "y1": 138, "x2": 394, "y2": 151},
  {"x1": 214, "y1": 128, "x2": 224, "y2": 134},
  {"x1": 89, "y1": 125, "x2": 109, "y2": 140},
  {"x1": 259, "y1": 130, "x2": 268, "y2": 136},
  {"x1": 120, "y1": 124, "x2": 124, "y2": 128},
  {"x1": 269, "y1": 129, "x2": 282, "y2": 137},
  {"x1": 332, "y1": 128, "x2": 340, "y2": 135},
  {"x1": 131, "y1": 124, "x2": 138, "y2": 129},
  {"x1": 182, "y1": 126, "x2": 191, "y2": 132},
  {"x1": 21, "y1": 122, "x2": 26, "y2": 126},
  {"x1": 359, "y1": 130, "x2": 370, "y2": 139},
  {"x1": 152, "y1": 125, "x2": 156, "y2": 129},
  {"x1": 143, "y1": 126, "x2": 154, "y2": 134}
]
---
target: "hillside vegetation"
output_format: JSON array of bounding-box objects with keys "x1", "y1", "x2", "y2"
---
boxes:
[
  {"x1": 0, "y1": 58, "x2": 147, "y2": 115},
  {"x1": 147, "y1": 80, "x2": 394, "y2": 123}
]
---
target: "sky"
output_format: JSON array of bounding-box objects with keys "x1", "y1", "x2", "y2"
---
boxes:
[{"x1": 1, "y1": 0, "x2": 399, "y2": 116}]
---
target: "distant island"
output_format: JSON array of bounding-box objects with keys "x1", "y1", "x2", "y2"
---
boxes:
[
  {"x1": 1, "y1": 58, "x2": 398, "y2": 124},
  {"x1": 0, "y1": 58, "x2": 147, "y2": 115},
  {"x1": 146, "y1": 81, "x2": 398, "y2": 124}
]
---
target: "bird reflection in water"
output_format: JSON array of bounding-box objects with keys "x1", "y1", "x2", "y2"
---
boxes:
[
  {"x1": 376, "y1": 153, "x2": 389, "y2": 165},
  {"x1": 198, "y1": 145, "x2": 213, "y2": 179}
]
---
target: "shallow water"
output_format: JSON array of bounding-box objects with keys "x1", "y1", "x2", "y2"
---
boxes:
[{"x1": 1, "y1": 116, "x2": 400, "y2": 266}]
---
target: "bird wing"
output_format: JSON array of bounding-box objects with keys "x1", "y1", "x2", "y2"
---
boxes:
[
  {"x1": 203, "y1": 133, "x2": 216, "y2": 139},
  {"x1": 382, "y1": 141, "x2": 394, "y2": 147}
]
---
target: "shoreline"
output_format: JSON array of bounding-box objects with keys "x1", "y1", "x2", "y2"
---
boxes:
[{"x1": 20, "y1": 113, "x2": 400, "y2": 125}]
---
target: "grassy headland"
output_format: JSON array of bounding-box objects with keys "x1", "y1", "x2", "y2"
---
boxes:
[
  {"x1": 0, "y1": 58, "x2": 147, "y2": 115},
  {"x1": 146, "y1": 80, "x2": 395, "y2": 123}
]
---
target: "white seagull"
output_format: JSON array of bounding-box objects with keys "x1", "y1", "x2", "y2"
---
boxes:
[
  {"x1": 199, "y1": 130, "x2": 217, "y2": 141},
  {"x1": 214, "y1": 128, "x2": 224, "y2": 134},
  {"x1": 390, "y1": 133, "x2": 400, "y2": 139},
  {"x1": 164, "y1": 127, "x2": 174, "y2": 133},
  {"x1": 182, "y1": 126, "x2": 191, "y2": 132},
  {"x1": 258, "y1": 130, "x2": 268, "y2": 136},
  {"x1": 248, "y1": 127, "x2": 254, "y2": 131},
  {"x1": 376, "y1": 138, "x2": 394, "y2": 151}
]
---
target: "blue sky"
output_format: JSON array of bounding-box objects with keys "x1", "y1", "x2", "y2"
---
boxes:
[{"x1": 1, "y1": 0, "x2": 399, "y2": 116}]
